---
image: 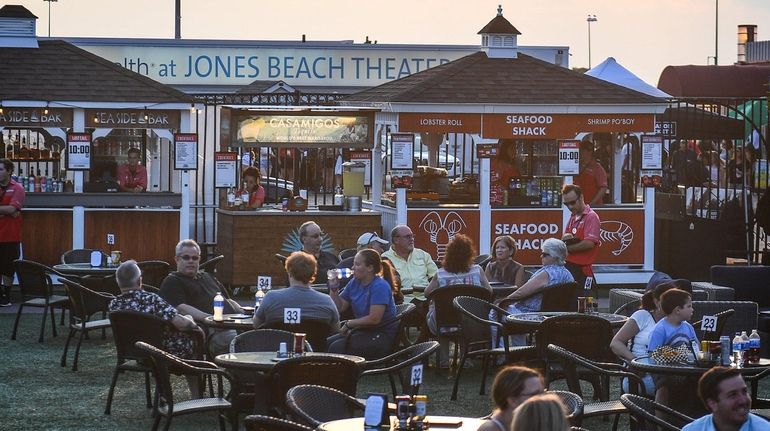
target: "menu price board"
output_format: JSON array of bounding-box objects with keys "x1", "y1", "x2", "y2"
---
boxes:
[
  {"x1": 391, "y1": 133, "x2": 414, "y2": 170},
  {"x1": 641, "y1": 135, "x2": 663, "y2": 170},
  {"x1": 476, "y1": 143, "x2": 498, "y2": 158},
  {"x1": 558, "y1": 140, "x2": 580, "y2": 175},
  {"x1": 350, "y1": 150, "x2": 372, "y2": 186},
  {"x1": 214, "y1": 152, "x2": 237, "y2": 188},
  {"x1": 66, "y1": 132, "x2": 92, "y2": 170},
  {"x1": 174, "y1": 133, "x2": 198, "y2": 170}
]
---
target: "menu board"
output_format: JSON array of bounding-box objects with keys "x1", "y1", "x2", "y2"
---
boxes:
[
  {"x1": 66, "y1": 132, "x2": 92, "y2": 170},
  {"x1": 558, "y1": 140, "x2": 580, "y2": 175},
  {"x1": 214, "y1": 152, "x2": 237, "y2": 188},
  {"x1": 390, "y1": 133, "x2": 414, "y2": 170},
  {"x1": 641, "y1": 135, "x2": 663, "y2": 170},
  {"x1": 174, "y1": 133, "x2": 198, "y2": 170}
]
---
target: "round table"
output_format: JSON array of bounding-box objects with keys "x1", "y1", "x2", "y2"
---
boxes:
[
  {"x1": 504, "y1": 311, "x2": 628, "y2": 328},
  {"x1": 202, "y1": 314, "x2": 255, "y2": 331},
  {"x1": 214, "y1": 351, "x2": 365, "y2": 371},
  {"x1": 53, "y1": 262, "x2": 119, "y2": 277},
  {"x1": 413, "y1": 282, "x2": 515, "y2": 297},
  {"x1": 318, "y1": 416, "x2": 484, "y2": 431},
  {"x1": 629, "y1": 357, "x2": 770, "y2": 377}
]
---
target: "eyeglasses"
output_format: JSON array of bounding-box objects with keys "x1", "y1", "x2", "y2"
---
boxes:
[
  {"x1": 306, "y1": 232, "x2": 324, "y2": 239},
  {"x1": 540, "y1": 252, "x2": 551, "y2": 258},
  {"x1": 395, "y1": 234, "x2": 415, "y2": 240},
  {"x1": 563, "y1": 199, "x2": 579, "y2": 207},
  {"x1": 519, "y1": 389, "x2": 545, "y2": 398},
  {"x1": 178, "y1": 254, "x2": 200, "y2": 261}
]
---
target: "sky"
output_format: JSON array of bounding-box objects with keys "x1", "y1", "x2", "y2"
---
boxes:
[{"x1": 9, "y1": 0, "x2": 770, "y2": 85}]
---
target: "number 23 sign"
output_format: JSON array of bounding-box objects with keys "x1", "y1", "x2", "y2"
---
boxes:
[{"x1": 66, "y1": 132, "x2": 92, "y2": 170}]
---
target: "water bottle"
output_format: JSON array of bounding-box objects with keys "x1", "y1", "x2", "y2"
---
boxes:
[
  {"x1": 740, "y1": 331, "x2": 750, "y2": 365},
  {"x1": 748, "y1": 329, "x2": 761, "y2": 364},
  {"x1": 326, "y1": 268, "x2": 353, "y2": 280},
  {"x1": 213, "y1": 292, "x2": 224, "y2": 321},
  {"x1": 732, "y1": 332, "x2": 743, "y2": 366},
  {"x1": 254, "y1": 286, "x2": 265, "y2": 308}
]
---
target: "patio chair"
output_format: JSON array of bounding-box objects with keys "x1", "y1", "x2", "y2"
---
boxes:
[
  {"x1": 135, "y1": 341, "x2": 236, "y2": 431},
  {"x1": 450, "y1": 296, "x2": 536, "y2": 400},
  {"x1": 360, "y1": 341, "x2": 439, "y2": 398},
  {"x1": 262, "y1": 318, "x2": 333, "y2": 352},
  {"x1": 620, "y1": 394, "x2": 694, "y2": 431},
  {"x1": 692, "y1": 308, "x2": 735, "y2": 341},
  {"x1": 473, "y1": 254, "x2": 492, "y2": 269},
  {"x1": 338, "y1": 248, "x2": 357, "y2": 261},
  {"x1": 80, "y1": 273, "x2": 121, "y2": 296},
  {"x1": 613, "y1": 299, "x2": 641, "y2": 316},
  {"x1": 243, "y1": 415, "x2": 313, "y2": 431},
  {"x1": 61, "y1": 248, "x2": 108, "y2": 264},
  {"x1": 266, "y1": 354, "x2": 361, "y2": 417},
  {"x1": 547, "y1": 344, "x2": 646, "y2": 431},
  {"x1": 344, "y1": 302, "x2": 416, "y2": 358},
  {"x1": 274, "y1": 254, "x2": 288, "y2": 265},
  {"x1": 59, "y1": 278, "x2": 113, "y2": 371},
  {"x1": 199, "y1": 254, "x2": 225, "y2": 276},
  {"x1": 426, "y1": 284, "x2": 492, "y2": 370},
  {"x1": 286, "y1": 384, "x2": 365, "y2": 427},
  {"x1": 548, "y1": 390, "x2": 585, "y2": 425},
  {"x1": 540, "y1": 281, "x2": 579, "y2": 312},
  {"x1": 10, "y1": 259, "x2": 69, "y2": 342},
  {"x1": 136, "y1": 260, "x2": 172, "y2": 288}
]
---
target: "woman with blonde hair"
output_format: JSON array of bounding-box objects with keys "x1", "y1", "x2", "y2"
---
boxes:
[{"x1": 510, "y1": 393, "x2": 570, "y2": 431}]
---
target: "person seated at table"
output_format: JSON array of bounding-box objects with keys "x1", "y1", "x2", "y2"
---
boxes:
[
  {"x1": 382, "y1": 224, "x2": 438, "y2": 291},
  {"x1": 236, "y1": 166, "x2": 265, "y2": 209},
  {"x1": 338, "y1": 231, "x2": 390, "y2": 269},
  {"x1": 160, "y1": 239, "x2": 244, "y2": 356},
  {"x1": 327, "y1": 249, "x2": 398, "y2": 359},
  {"x1": 610, "y1": 280, "x2": 680, "y2": 396},
  {"x1": 253, "y1": 251, "x2": 339, "y2": 330},
  {"x1": 682, "y1": 366, "x2": 765, "y2": 431},
  {"x1": 497, "y1": 238, "x2": 574, "y2": 345},
  {"x1": 477, "y1": 365, "x2": 544, "y2": 431},
  {"x1": 299, "y1": 221, "x2": 339, "y2": 284},
  {"x1": 509, "y1": 393, "x2": 570, "y2": 431},
  {"x1": 109, "y1": 260, "x2": 203, "y2": 395},
  {"x1": 117, "y1": 147, "x2": 148, "y2": 193},
  {"x1": 647, "y1": 288, "x2": 699, "y2": 406},
  {"x1": 424, "y1": 234, "x2": 492, "y2": 366},
  {"x1": 380, "y1": 257, "x2": 404, "y2": 305},
  {"x1": 485, "y1": 235, "x2": 526, "y2": 287}
]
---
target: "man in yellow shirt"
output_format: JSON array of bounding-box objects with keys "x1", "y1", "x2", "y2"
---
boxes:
[{"x1": 382, "y1": 224, "x2": 438, "y2": 291}]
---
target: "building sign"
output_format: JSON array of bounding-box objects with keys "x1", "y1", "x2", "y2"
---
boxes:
[
  {"x1": 558, "y1": 140, "x2": 580, "y2": 175},
  {"x1": 492, "y1": 209, "x2": 564, "y2": 265},
  {"x1": 593, "y1": 208, "x2": 645, "y2": 265},
  {"x1": 654, "y1": 121, "x2": 677, "y2": 136},
  {"x1": 482, "y1": 114, "x2": 655, "y2": 139},
  {"x1": 86, "y1": 109, "x2": 181, "y2": 129},
  {"x1": 0, "y1": 108, "x2": 72, "y2": 128},
  {"x1": 174, "y1": 133, "x2": 198, "y2": 170},
  {"x1": 234, "y1": 112, "x2": 373, "y2": 147},
  {"x1": 399, "y1": 113, "x2": 481, "y2": 134},
  {"x1": 407, "y1": 209, "x2": 480, "y2": 263},
  {"x1": 66, "y1": 132, "x2": 92, "y2": 170},
  {"x1": 214, "y1": 152, "x2": 238, "y2": 188}
]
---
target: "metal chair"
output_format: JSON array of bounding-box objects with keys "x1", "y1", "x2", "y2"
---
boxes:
[
  {"x1": 136, "y1": 260, "x2": 172, "y2": 288},
  {"x1": 547, "y1": 344, "x2": 646, "y2": 431},
  {"x1": 59, "y1": 278, "x2": 113, "y2": 371},
  {"x1": 473, "y1": 254, "x2": 492, "y2": 269},
  {"x1": 10, "y1": 259, "x2": 70, "y2": 342},
  {"x1": 262, "y1": 318, "x2": 333, "y2": 352},
  {"x1": 61, "y1": 248, "x2": 108, "y2": 264},
  {"x1": 548, "y1": 390, "x2": 585, "y2": 425},
  {"x1": 338, "y1": 248, "x2": 357, "y2": 261},
  {"x1": 450, "y1": 296, "x2": 536, "y2": 400},
  {"x1": 613, "y1": 299, "x2": 641, "y2": 316},
  {"x1": 135, "y1": 341, "x2": 236, "y2": 431},
  {"x1": 620, "y1": 394, "x2": 694, "y2": 431},
  {"x1": 275, "y1": 254, "x2": 288, "y2": 265},
  {"x1": 344, "y1": 302, "x2": 416, "y2": 358},
  {"x1": 243, "y1": 415, "x2": 313, "y2": 431},
  {"x1": 360, "y1": 341, "x2": 439, "y2": 398},
  {"x1": 540, "y1": 281, "x2": 579, "y2": 312},
  {"x1": 286, "y1": 384, "x2": 365, "y2": 427},
  {"x1": 199, "y1": 254, "x2": 224, "y2": 276}
]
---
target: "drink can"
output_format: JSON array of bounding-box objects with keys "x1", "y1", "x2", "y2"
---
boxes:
[
  {"x1": 577, "y1": 297, "x2": 586, "y2": 313},
  {"x1": 395, "y1": 395, "x2": 411, "y2": 427},
  {"x1": 720, "y1": 336, "x2": 731, "y2": 365},
  {"x1": 278, "y1": 342, "x2": 288, "y2": 358},
  {"x1": 413, "y1": 395, "x2": 427, "y2": 428},
  {"x1": 700, "y1": 340, "x2": 709, "y2": 354},
  {"x1": 709, "y1": 341, "x2": 722, "y2": 362},
  {"x1": 293, "y1": 333, "x2": 306, "y2": 355},
  {"x1": 586, "y1": 296, "x2": 594, "y2": 313}
]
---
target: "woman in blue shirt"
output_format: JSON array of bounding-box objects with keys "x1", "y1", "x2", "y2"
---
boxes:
[{"x1": 328, "y1": 249, "x2": 398, "y2": 359}]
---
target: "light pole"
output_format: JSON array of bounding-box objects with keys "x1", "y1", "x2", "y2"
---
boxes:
[
  {"x1": 714, "y1": 0, "x2": 718, "y2": 65},
  {"x1": 43, "y1": 0, "x2": 58, "y2": 37},
  {"x1": 587, "y1": 14, "x2": 598, "y2": 69}
]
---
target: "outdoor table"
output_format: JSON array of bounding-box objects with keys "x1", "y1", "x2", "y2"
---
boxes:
[
  {"x1": 307, "y1": 283, "x2": 414, "y2": 296},
  {"x1": 202, "y1": 313, "x2": 255, "y2": 331},
  {"x1": 412, "y1": 282, "x2": 514, "y2": 297},
  {"x1": 318, "y1": 416, "x2": 484, "y2": 431},
  {"x1": 53, "y1": 262, "x2": 119, "y2": 277},
  {"x1": 504, "y1": 311, "x2": 628, "y2": 329},
  {"x1": 214, "y1": 351, "x2": 365, "y2": 372}
]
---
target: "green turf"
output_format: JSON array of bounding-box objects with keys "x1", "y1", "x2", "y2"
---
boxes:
[{"x1": 2, "y1": 313, "x2": 767, "y2": 430}]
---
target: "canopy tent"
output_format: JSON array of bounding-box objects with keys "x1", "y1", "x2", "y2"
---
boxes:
[{"x1": 586, "y1": 57, "x2": 672, "y2": 98}]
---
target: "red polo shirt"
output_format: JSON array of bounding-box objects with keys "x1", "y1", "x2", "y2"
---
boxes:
[
  {"x1": 565, "y1": 204, "x2": 600, "y2": 275},
  {"x1": 0, "y1": 179, "x2": 25, "y2": 243},
  {"x1": 574, "y1": 159, "x2": 608, "y2": 204}
]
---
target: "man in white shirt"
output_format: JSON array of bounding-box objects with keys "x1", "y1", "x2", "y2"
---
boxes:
[{"x1": 683, "y1": 366, "x2": 767, "y2": 431}]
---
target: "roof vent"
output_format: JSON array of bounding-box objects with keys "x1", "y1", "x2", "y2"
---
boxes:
[
  {"x1": 0, "y1": 5, "x2": 38, "y2": 48},
  {"x1": 478, "y1": 5, "x2": 521, "y2": 59}
]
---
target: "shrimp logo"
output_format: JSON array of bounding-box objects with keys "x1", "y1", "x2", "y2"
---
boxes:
[
  {"x1": 418, "y1": 211, "x2": 467, "y2": 261},
  {"x1": 599, "y1": 221, "x2": 634, "y2": 256}
]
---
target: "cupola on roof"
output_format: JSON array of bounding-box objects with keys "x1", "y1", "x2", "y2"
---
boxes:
[
  {"x1": 0, "y1": 5, "x2": 38, "y2": 48},
  {"x1": 478, "y1": 5, "x2": 521, "y2": 59}
]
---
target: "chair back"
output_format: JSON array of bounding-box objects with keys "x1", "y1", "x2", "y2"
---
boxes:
[
  {"x1": 548, "y1": 390, "x2": 585, "y2": 424},
  {"x1": 61, "y1": 278, "x2": 113, "y2": 321},
  {"x1": 473, "y1": 254, "x2": 492, "y2": 269},
  {"x1": 547, "y1": 344, "x2": 645, "y2": 397},
  {"x1": 229, "y1": 329, "x2": 294, "y2": 353},
  {"x1": 452, "y1": 296, "x2": 506, "y2": 348},
  {"x1": 136, "y1": 260, "x2": 172, "y2": 288},
  {"x1": 614, "y1": 299, "x2": 641, "y2": 316},
  {"x1": 691, "y1": 301, "x2": 755, "y2": 342},
  {"x1": 275, "y1": 254, "x2": 288, "y2": 265},
  {"x1": 61, "y1": 248, "x2": 107, "y2": 264},
  {"x1": 427, "y1": 284, "x2": 492, "y2": 330},
  {"x1": 13, "y1": 259, "x2": 55, "y2": 299},
  {"x1": 199, "y1": 254, "x2": 225, "y2": 275},
  {"x1": 540, "y1": 281, "x2": 579, "y2": 312},
  {"x1": 266, "y1": 355, "x2": 360, "y2": 416},
  {"x1": 620, "y1": 394, "x2": 694, "y2": 431},
  {"x1": 693, "y1": 308, "x2": 735, "y2": 341},
  {"x1": 261, "y1": 319, "x2": 331, "y2": 352},
  {"x1": 243, "y1": 415, "x2": 313, "y2": 431},
  {"x1": 286, "y1": 384, "x2": 364, "y2": 427},
  {"x1": 109, "y1": 309, "x2": 168, "y2": 363},
  {"x1": 538, "y1": 314, "x2": 614, "y2": 362},
  {"x1": 338, "y1": 248, "x2": 357, "y2": 261}
]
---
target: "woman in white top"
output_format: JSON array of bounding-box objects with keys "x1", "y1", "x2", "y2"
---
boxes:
[{"x1": 609, "y1": 281, "x2": 679, "y2": 395}]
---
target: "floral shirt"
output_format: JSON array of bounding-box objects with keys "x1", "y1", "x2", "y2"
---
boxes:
[{"x1": 109, "y1": 289, "x2": 195, "y2": 359}]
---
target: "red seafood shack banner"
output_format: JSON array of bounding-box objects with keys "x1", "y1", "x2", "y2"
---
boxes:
[{"x1": 407, "y1": 208, "x2": 644, "y2": 266}]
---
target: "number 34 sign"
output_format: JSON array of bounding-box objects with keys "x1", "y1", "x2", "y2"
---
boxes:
[{"x1": 66, "y1": 132, "x2": 92, "y2": 170}]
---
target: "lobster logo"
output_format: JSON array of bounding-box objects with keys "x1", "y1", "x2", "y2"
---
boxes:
[
  {"x1": 418, "y1": 211, "x2": 467, "y2": 261},
  {"x1": 599, "y1": 221, "x2": 634, "y2": 256}
]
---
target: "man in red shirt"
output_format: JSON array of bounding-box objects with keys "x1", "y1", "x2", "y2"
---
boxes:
[
  {"x1": 574, "y1": 140, "x2": 608, "y2": 206},
  {"x1": 561, "y1": 184, "x2": 601, "y2": 293},
  {"x1": 117, "y1": 147, "x2": 148, "y2": 193},
  {"x1": 0, "y1": 159, "x2": 25, "y2": 306}
]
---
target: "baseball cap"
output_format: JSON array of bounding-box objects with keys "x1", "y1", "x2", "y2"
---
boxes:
[{"x1": 357, "y1": 232, "x2": 389, "y2": 247}]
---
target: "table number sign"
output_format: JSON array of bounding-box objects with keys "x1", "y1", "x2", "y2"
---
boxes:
[
  {"x1": 283, "y1": 308, "x2": 301, "y2": 324},
  {"x1": 411, "y1": 363, "x2": 424, "y2": 387},
  {"x1": 700, "y1": 315, "x2": 717, "y2": 332},
  {"x1": 257, "y1": 276, "x2": 272, "y2": 291}
]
